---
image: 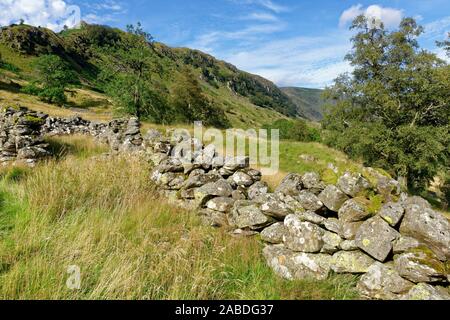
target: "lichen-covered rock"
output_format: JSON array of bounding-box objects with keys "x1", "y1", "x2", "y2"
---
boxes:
[
  {"x1": 247, "y1": 181, "x2": 269, "y2": 200},
  {"x1": 357, "y1": 262, "x2": 414, "y2": 300},
  {"x1": 258, "y1": 194, "x2": 293, "y2": 219},
  {"x1": 230, "y1": 171, "x2": 254, "y2": 187},
  {"x1": 297, "y1": 190, "x2": 324, "y2": 212},
  {"x1": 394, "y1": 248, "x2": 448, "y2": 283},
  {"x1": 363, "y1": 167, "x2": 401, "y2": 198},
  {"x1": 339, "y1": 221, "x2": 363, "y2": 240},
  {"x1": 275, "y1": 173, "x2": 303, "y2": 196},
  {"x1": 400, "y1": 283, "x2": 450, "y2": 300},
  {"x1": 321, "y1": 231, "x2": 343, "y2": 254},
  {"x1": 338, "y1": 198, "x2": 372, "y2": 222},
  {"x1": 400, "y1": 201, "x2": 450, "y2": 260},
  {"x1": 263, "y1": 245, "x2": 332, "y2": 280},
  {"x1": 379, "y1": 202, "x2": 404, "y2": 227},
  {"x1": 355, "y1": 216, "x2": 400, "y2": 262},
  {"x1": 331, "y1": 250, "x2": 376, "y2": 274},
  {"x1": 154, "y1": 158, "x2": 184, "y2": 174},
  {"x1": 283, "y1": 215, "x2": 324, "y2": 253},
  {"x1": 199, "y1": 209, "x2": 228, "y2": 227},
  {"x1": 324, "y1": 218, "x2": 341, "y2": 234},
  {"x1": 220, "y1": 156, "x2": 250, "y2": 175},
  {"x1": 182, "y1": 171, "x2": 221, "y2": 189},
  {"x1": 337, "y1": 172, "x2": 370, "y2": 197},
  {"x1": 297, "y1": 211, "x2": 326, "y2": 226},
  {"x1": 340, "y1": 240, "x2": 358, "y2": 251},
  {"x1": 301, "y1": 172, "x2": 326, "y2": 194},
  {"x1": 194, "y1": 179, "x2": 233, "y2": 206},
  {"x1": 260, "y1": 223, "x2": 286, "y2": 244},
  {"x1": 206, "y1": 197, "x2": 235, "y2": 212},
  {"x1": 318, "y1": 185, "x2": 349, "y2": 212},
  {"x1": 393, "y1": 236, "x2": 421, "y2": 255},
  {"x1": 231, "y1": 200, "x2": 275, "y2": 230}
]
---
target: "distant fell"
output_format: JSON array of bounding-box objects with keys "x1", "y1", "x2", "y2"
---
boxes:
[{"x1": 281, "y1": 87, "x2": 326, "y2": 121}]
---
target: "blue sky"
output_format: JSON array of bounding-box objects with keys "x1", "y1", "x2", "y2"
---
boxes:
[{"x1": 1, "y1": 0, "x2": 449, "y2": 88}]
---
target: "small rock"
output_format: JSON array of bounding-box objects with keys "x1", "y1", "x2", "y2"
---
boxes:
[
  {"x1": 297, "y1": 211, "x2": 326, "y2": 226},
  {"x1": 321, "y1": 231, "x2": 343, "y2": 254},
  {"x1": 331, "y1": 251, "x2": 376, "y2": 274},
  {"x1": 340, "y1": 240, "x2": 359, "y2": 251},
  {"x1": 393, "y1": 236, "x2": 421, "y2": 255},
  {"x1": 318, "y1": 185, "x2": 349, "y2": 212},
  {"x1": 301, "y1": 172, "x2": 326, "y2": 194},
  {"x1": 206, "y1": 197, "x2": 235, "y2": 212},
  {"x1": 357, "y1": 262, "x2": 414, "y2": 300},
  {"x1": 231, "y1": 200, "x2": 275, "y2": 230},
  {"x1": 379, "y1": 202, "x2": 404, "y2": 227},
  {"x1": 337, "y1": 172, "x2": 370, "y2": 197},
  {"x1": 247, "y1": 181, "x2": 269, "y2": 200},
  {"x1": 355, "y1": 216, "x2": 400, "y2": 262},
  {"x1": 400, "y1": 283, "x2": 450, "y2": 300},
  {"x1": 230, "y1": 171, "x2": 254, "y2": 187},
  {"x1": 283, "y1": 215, "x2": 324, "y2": 253},
  {"x1": 297, "y1": 190, "x2": 324, "y2": 212},
  {"x1": 260, "y1": 223, "x2": 286, "y2": 244},
  {"x1": 338, "y1": 198, "x2": 372, "y2": 222},
  {"x1": 324, "y1": 218, "x2": 341, "y2": 234},
  {"x1": 339, "y1": 221, "x2": 363, "y2": 240},
  {"x1": 275, "y1": 173, "x2": 303, "y2": 196}
]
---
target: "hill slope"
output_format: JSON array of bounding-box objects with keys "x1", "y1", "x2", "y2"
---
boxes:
[
  {"x1": 281, "y1": 87, "x2": 326, "y2": 121},
  {"x1": 0, "y1": 23, "x2": 301, "y2": 128}
]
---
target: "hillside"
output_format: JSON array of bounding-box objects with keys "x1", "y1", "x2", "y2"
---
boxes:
[
  {"x1": 0, "y1": 23, "x2": 301, "y2": 128},
  {"x1": 281, "y1": 87, "x2": 326, "y2": 121}
]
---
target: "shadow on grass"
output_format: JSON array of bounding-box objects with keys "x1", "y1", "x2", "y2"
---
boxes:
[{"x1": 0, "y1": 79, "x2": 22, "y2": 94}]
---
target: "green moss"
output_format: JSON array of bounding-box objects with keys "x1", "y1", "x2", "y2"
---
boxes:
[
  {"x1": 24, "y1": 115, "x2": 45, "y2": 125},
  {"x1": 321, "y1": 168, "x2": 339, "y2": 185},
  {"x1": 367, "y1": 194, "x2": 384, "y2": 215},
  {"x1": 408, "y1": 246, "x2": 446, "y2": 274}
]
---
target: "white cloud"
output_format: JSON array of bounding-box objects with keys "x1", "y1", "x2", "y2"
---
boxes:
[
  {"x1": 241, "y1": 12, "x2": 278, "y2": 22},
  {"x1": 0, "y1": 0, "x2": 80, "y2": 31},
  {"x1": 423, "y1": 16, "x2": 450, "y2": 39},
  {"x1": 339, "y1": 4, "x2": 403, "y2": 29},
  {"x1": 223, "y1": 33, "x2": 353, "y2": 88},
  {"x1": 230, "y1": 0, "x2": 289, "y2": 13}
]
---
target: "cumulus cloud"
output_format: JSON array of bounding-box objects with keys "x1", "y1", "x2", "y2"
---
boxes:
[
  {"x1": 0, "y1": 0, "x2": 81, "y2": 31},
  {"x1": 339, "y1": 4, "x2": 403, "y2": 28}
]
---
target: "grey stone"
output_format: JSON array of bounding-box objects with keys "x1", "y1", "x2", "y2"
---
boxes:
[
  {"x1": 263, "y1": 245, "x2": 332, "y2": 280},
  {"x1": 340, "y1": 240, "x2": 359, "y2": 251},
  {"x1": 318, "y1": 185, "x2": 349, "y2": 212},
  {"x1": 400, "y1": 283, "x2": 450, "y2": 300},
  {"x1": 275, "y1": 173, "x2": 303, "y2": 196},
  {"x1": 297, "y1": 190, "x2": 324, "y2": 212},
  {"x1": 355, "y1": 216, "x2": 400, "y2": 262},
  {"x1": 206, "y1": 197, "x2": 235, "y2": 212},
  {"x1": 338, "y1": 198, "x2": 372, "y2": 223},
  {"x1": 324, "y1": 218, "x2": 340, "y2": 234},
  {"x1": 230, "y1": 171, "x2": 254, "y2": 187},
  {"x1": 260, "y1": 223, "x2": 286, "y2": 244},
  {"x1": 339, "y1": 221, "x2": 363, "y2": 240},
  {"x1": 394, "y1": 248, "x2": 448, "y2": 283},
  {"x1": 247, "y1": 181, "x2": 269, "y2": 200},
  {"x1": 194, "y1": 180, "x2": 233, "y2": 206},
  {"x1": 231, "y1": 200, "x2": 275, "y2": 230},
  {"x1": 393, "y1": 236, "x2": 421, "y2": 255},
  {"x1": 400, "y1": 201, "x2": 450, "y2": 260},
  {"x1": 283, "y1": 215, "x2": 324, "y2": 253},
  {"x1": 301, "y1": 172, "x2": 326, "y2": 194},
  {"x1": 321, "y1": 231, "x2": 343, "y2": 254},
  {"x1": 379, "y1": 202, "x2": 404, "y2": 227},
  {"x1": 357, "y1": 262, "x2": 414, "y2": 300},
  {"x1": 297, "y1": 211, "x2": 326, "y2": 226},
  {"x1": 337, "y1": 172, "x2": 370, "y2": 197},
  {"x1": 258, "y1": 194, "x2": 293, "y2": 219},
  {"x1": 183, "y1": 172, "x2": 221, "y2": 189},
  {"x1": 331, "y1": 251, "x2": 376, "y2": 274}
]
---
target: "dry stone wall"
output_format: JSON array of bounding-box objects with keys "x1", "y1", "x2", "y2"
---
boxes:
[{"x1": 1, "y1": 106, "x2": 449, "y2": 300}]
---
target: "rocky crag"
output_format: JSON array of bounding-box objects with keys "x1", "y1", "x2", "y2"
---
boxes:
[{"x1": 1, "y1": 106, "x2": 449, "y2": 300}]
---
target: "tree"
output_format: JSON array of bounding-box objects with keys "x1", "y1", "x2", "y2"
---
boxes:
[
  {"x1": 170, "y1": 68, "x2": 230, "y2": 128},
  {"x1": 322, "y1": 16, "x2": 449, "y2": 190},
  {"x1": 23, "y1": 55, "x2": 76, "y2": 105},
  {"x1": 101, "y1": 22, "x2": 168, "y2": 121},
  {"x1": 437, "y1": 32, "x2": 450, "y2": 57}
]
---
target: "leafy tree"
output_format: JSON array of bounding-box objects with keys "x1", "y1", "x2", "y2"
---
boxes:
[
  {"x1": 170, "y1": 68, "x2": 230, "y2": 128},
  {"x1": 322, "y1": 16, "x2": 449, "y2": 190},
  {"x1": 22, "y1": 54, "x2": 76, "y2": 105},
  {"x1": 437, "y1": 32, "x2": 450, "y2": 57},
  {"x1": 100, "y1": 23, "x2": 170, "y2": 122}
]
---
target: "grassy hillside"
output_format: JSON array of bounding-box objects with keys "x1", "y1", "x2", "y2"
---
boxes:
[
  {"x1": 0, "y1": 23, "x2": 299, "y2": 128},
  {"x1": 281, "y1": 87, "x2": 326, "y2": 121}
]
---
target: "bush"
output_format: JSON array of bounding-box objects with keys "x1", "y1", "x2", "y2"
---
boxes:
[{"x1": 263, "y1": 119, "x2": 321, "y2": 142}]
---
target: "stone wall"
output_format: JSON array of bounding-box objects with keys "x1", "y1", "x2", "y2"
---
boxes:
[
  {"x1": 1, "y1": 106, "x2": 448, "y2": 300},
  {"x1": 147, "y1": 130, "x2": 450, "y2": 300}
]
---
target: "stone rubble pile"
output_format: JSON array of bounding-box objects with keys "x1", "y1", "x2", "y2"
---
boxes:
[
  {"x1": 0, "y1": 106, "x2": 145, "y2": 166},
  {"x1": 148, "y1": 132, "x2": 450, "y2": 300},
  {"x1": 0, "y1": 107, "x2": 51, "y2": 166}
]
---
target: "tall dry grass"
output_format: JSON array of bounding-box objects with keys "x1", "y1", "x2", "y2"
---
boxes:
[{"x1": 0, "y1": 136, "x2": 359, "y2": 300}]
